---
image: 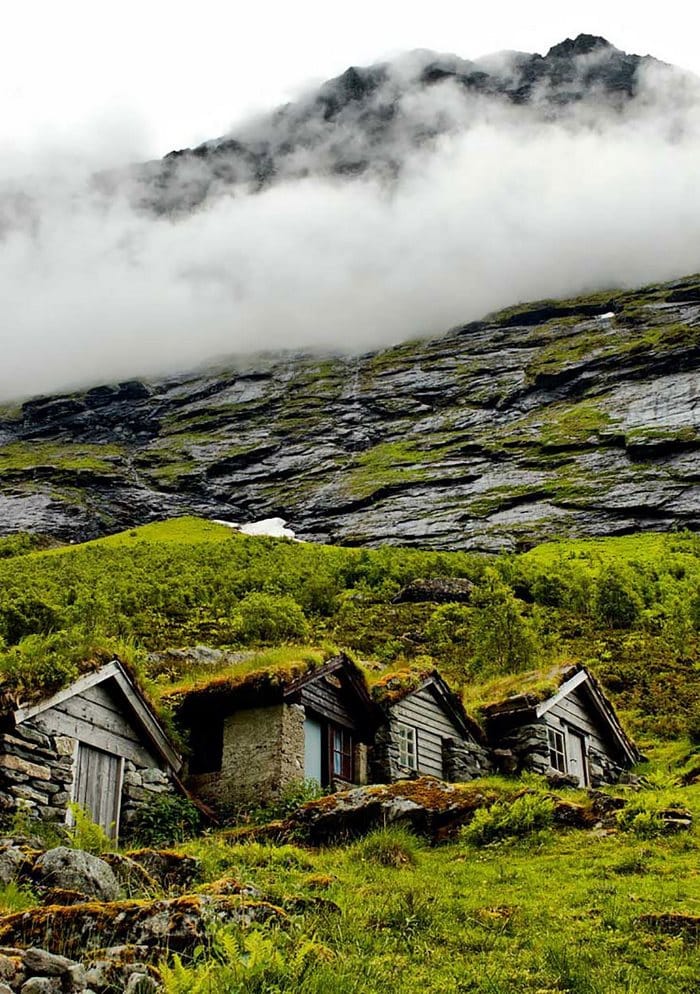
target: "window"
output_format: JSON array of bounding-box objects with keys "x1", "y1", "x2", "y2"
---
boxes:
[
  {"x1": 331, "y1": 726, "x2": 353, "y2": 781},
  {"x1": 397, "y1": 724, "x2": 418, "y2": 770},
  {"x1": 547, "y1": 727, "x2": 567, "y2": 773}
]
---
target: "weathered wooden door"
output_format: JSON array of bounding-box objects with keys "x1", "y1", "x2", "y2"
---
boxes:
[
  {"x1": 73, "y1": 743, "x2": 123, "y2": 838},
  {"x1": 566, "y1": 730, "x2": 588, "y2": 786}
]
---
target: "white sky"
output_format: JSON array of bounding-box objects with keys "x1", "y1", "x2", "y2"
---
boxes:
[{"x1": 2, "y1": 0, "x2": 700, "y2": 161}]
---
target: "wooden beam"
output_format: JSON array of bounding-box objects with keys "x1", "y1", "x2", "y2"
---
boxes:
[
  {"x1": 536, "y1": 669, "x2": 589, "y2": 718},
  {"x1": 13, "y1": 662, "x2": 122, "y2": 723}
]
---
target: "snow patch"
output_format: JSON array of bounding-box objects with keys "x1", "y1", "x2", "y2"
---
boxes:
[{"x1": 213, "y1": 517, "x2": 297, "y2": 540}]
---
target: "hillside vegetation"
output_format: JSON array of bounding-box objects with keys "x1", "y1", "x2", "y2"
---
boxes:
[
  {"x1": 0, "y1": 518, "x2": 698, "y2": 751},
  {"x1": 0, "y1": 519, "x2": 698, "y2": 992}
]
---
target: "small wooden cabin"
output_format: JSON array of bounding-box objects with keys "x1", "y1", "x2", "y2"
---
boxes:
[
  {"x1": 371, "y1": 670, "x2": 493, "y2": 782},
  {"x1": 0, "y1": 660, "x2": 182, "y2": 839},
  {"x1": 482, "y1": 664, "x2": 640, "y2": 786},
  {"x1": 169, "y1": 653, "x2": 379, "y2": 817}
]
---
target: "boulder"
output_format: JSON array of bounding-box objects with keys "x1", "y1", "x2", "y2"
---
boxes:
[
  {"x1": 122, "y1": 850, "x2": 202, "y2": 891},
  {"x1": 0, "y1": 896, "x2": 285, "y2": 957},
  {"x1": 392, "y1": 577, "x2": 475, "y2": 604},
  {"x1": 0, "y1": 847, "x2": 29, "y2": 888},
  {"x1": 277, "y1": 778, "x2": 493, "y2": 844},
  {"x1": 32, "y1": 849, "x2": 120, "y2": 903}
]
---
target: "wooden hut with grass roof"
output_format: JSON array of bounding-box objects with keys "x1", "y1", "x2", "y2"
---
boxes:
[
  {"x1": 481, "y1": 663, "x2": 641, "y2": 786},
  {"x1": 371, "y1": 669, "x2": 493, "y2": 783},
  {"x1": 164, "y1": 652, "x2": 380, "y2": 817},
  {"x1": 0, "y1": 658, "x2": 183, "y2": 839}
]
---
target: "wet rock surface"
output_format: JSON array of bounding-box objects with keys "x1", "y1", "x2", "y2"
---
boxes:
[{"x1": 0, "y1": 276, "x2": 699, "y2": 551}]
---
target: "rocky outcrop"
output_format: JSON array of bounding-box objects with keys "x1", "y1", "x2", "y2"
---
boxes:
[
  {"x1": 123, "y1": 36, "x2": 687, "y2": 215},
  {"x1": 32, "y1": 848, "x2": 120, "y2": 903},
  {"x1": 0, "y1": 275, "x2": 699, "y2": 551}
]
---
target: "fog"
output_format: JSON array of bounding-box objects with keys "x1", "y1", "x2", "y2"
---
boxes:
[{"x1": 2, "y1": 53, "x2": 700, "y2": 401}]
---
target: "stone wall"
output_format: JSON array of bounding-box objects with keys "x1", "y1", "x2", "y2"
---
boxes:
[
  {"x1": 443, "y1": 737, "x2": 494, "y2": 781},
  {"x1": 187, "y1": 703, "x2": 307, "y2": 816},
  {"x1": 491, "y1": 721, "x2": 627, "y2": 786},
  {"x1": 0, "y1": 718, "x2": 177, "y2": 836},
  {"x1": 0, "y1": 721, "x2": 75, "y2": 827}
]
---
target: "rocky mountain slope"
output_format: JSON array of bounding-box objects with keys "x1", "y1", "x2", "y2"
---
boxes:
[
  {"x1": 122, "y1": 34, "x2": 679, "y2": 213},
  {"x1": 1, "y1": 274, "x2": 698, "y2": 551}
]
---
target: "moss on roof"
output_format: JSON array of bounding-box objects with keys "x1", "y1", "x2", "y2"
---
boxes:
[
  {"x1": 157, "y1": 646, "x2": 330, "y2": 713},
  {"x1": 463, "y1": 663, "x2": 580, "y2": 722},
  {"x1": 370, "y1": 667, "x2": 436, "y2": 706}
]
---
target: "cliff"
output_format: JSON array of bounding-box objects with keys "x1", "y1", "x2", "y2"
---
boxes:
[{"x1": 1, "y1": 273, "x2": 698, "y2": 551}]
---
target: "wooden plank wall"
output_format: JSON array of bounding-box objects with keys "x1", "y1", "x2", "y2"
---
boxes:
[
  {"x1": 545, "y1": 687, "x2": 612, "y2": 757},
  {"x1": 390, "y1": 687, "x2": 463, "y2": 778},
  {"x1": 31, "y1": 680, "x2": 159, "y2": 768},
  {"x1": 300, "y1": 676, "x2": 358, "y2": 730}
]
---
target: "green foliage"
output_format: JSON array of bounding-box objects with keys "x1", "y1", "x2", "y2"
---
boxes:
[
  {"x1": 130, "y1": 794, "x2": 202, "y2": 847},
  {"x1": 469, "y1": 569, "x2": 540, "y2": 674},
  {"x1": 594, "y1": 565, "x2": 643, "y2": 629},
  {"x1": 462, "y1": 792, "x2": 555, "y2": 846},
  {"x1": 66, "y1": 802, "x2": 115, "y2": 854},
  {"x1": 353, "y1": 826, "x2": 421, "y2": 867},
  {"x1": 231, "y1": 592, "x2": 309, "y2": 645},
  {"x1": 617, "y1": 795, "x2": 688, "y2": 839},
  {"x1": 0, "y1": 881, "x2": 38, "y2": 915}
]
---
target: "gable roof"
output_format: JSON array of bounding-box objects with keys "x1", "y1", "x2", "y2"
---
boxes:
[
  {"x1": 482, "y1": 663, "x2": 640, "y2": 764},
  {"x1": 12, "y1": 659, "x2": 182, "y2": 772},
  {"x1": 372, "y1": 668, "x2": 485, "y2": 743},
  {"x1": 163, "y1": 651, "x2": 375, "y2": 723}
]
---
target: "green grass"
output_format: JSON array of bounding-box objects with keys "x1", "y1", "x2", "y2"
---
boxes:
[
  {"x1": 169, "y1": 783, "x2": 700, "y2": 994},
  {"x1": 0, "y1": 442, "x2": 125, "y2": 474}
]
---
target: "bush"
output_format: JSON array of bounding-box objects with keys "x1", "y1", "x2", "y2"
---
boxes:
[
  {"x1": 66, "y1": 802, "x2": 114, "y2": 854},
  {"x1": 354, "y1": 826, "x2": 422, "y2": 867},
  {"x1": 130, "y1": 794, "x2": 202, "y2": 847},
  {"x1": 470, "y1": 569, "x2": 540, "y2": 674},
  {"x1": 462, "y1": 793, "x2": 555, "y2": 846},
  {"x1": 250, "y1": 778, "x2": 327, "y2": 822},
  {"x1": 594, "y1": 567, "x2": 643, "y2": 629},
  {"x1": 231, "y1": 593, "x2": 309, "y2": 645}
]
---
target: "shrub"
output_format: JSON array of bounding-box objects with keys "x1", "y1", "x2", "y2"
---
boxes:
[
  {"x1": 594, "y1": 567, "x2": 643, "y2": 629},
  {"x1": 130, "y1": 794, "x2": 202, "y2": 847},
  {"x1": 470, "y1": 569, "x2": 540, "y2": 674},
  {"x1": 252, "y1": 778, "x2": 327, "y2": 822},
  {"x1": 230, "y1": 593, "x2": 309, "y2": 645},
  {"x1": 66, "y1": 802, "x2": 114, "y2": 854},
  {"x1": 354, "y1": 826, "x2": 422, "y2": 867},
  {"x1": 462, "y1": 793, "x2": 555, "y2": 846}
]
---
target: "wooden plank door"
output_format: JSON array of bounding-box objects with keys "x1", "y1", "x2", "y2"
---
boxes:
[
  {"x1": 73, "y1": 742, "x2": 123, "y2": 839},
  {"x1": 566, "y1": 729, "x2": 588, "y2": 786}
]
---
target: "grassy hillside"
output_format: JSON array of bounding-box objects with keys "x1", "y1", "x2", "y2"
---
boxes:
[
  {"x1": 0, "y1": 518, "x2": 698, "y2": 992},
  {"x1": 0, "y1": 517, "x2": 698, "y2": 752}
]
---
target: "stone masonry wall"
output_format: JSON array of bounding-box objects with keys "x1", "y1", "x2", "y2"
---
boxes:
[
  {"x1": 0, "y1": 721, "x2": 75, "y2": 827},
  {"x1": 120, "y1": 763, "x2": 179, "y2": 834},
  {"x1": 0, "y1": 718, "x2": 177, "y2": 836},
  {"x1": 443, "y1": 737, "x2": 494, "y2": 781},
  {"x1": 187, "y1": 703, "x2": 306, "y2": 817}
]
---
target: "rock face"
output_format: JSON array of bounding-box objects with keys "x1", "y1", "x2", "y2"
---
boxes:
[
  {"x1": 122, "y1": 35, "x2": 687, "y2": 215},
  {"x1": 0, "y1": 275, "x2": 699, "y2": 551}
]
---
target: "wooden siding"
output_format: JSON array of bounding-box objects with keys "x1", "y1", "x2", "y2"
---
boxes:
[
  {"x1": 299, "y1": 675, "x2": 358, "y2": 730},
  {"x1": 31, "y1": 679, "x2": 160, "y2": 768},
  {"x1": 545, "y1": 685, "x2": 612, "y2": 757},
  {"x1": 390, "y1": 686, "x2": 465, "y2": 778}
]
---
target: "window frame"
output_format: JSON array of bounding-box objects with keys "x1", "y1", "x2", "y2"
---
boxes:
[
  {"x1": 330, "y1": 725, "x2": 353, "y2": 782},
  {"x1": 397, "y1": 723, "x2": 418, "y2": 771},
  {"x1": 547, "y1": 726, "x2": 567, "y2": 773}
]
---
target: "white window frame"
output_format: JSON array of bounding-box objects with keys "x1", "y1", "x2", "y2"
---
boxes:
[
  {"x1": 397, "y1": 724, "x2": 418, "y2": 770},
  {"x1": 547, "y1": 727, "x2": 567, "y2": 773}
]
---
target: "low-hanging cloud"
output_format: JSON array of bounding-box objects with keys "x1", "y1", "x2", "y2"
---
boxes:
[{"x1": 2, "y1": 54, "x2": 700, "y2": 401}]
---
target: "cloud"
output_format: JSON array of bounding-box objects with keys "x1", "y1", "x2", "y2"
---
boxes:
[{"x1": 2, "y1": 55, "x2": 700, "y2": 400}]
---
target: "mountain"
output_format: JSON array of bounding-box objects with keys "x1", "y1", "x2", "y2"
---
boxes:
[
  {"x1": 1, "y1": 272, "x2": 699, "y2": 550},
  {"x1": 119, "y1": 34, "x2": 679, "y2": 213}
]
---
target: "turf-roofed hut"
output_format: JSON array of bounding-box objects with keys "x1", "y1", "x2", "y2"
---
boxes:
[
  {"x1": 165, "y1": 653, "x2": 379, "y2": 817},
  {"x1": 371, "y1": 670, "x2": 493, "y2": 783},
  {"x1": 0, "y1": 658, "x2": 182, "y2": 839},
  {"x1": 481, "y1": 664, "x2": 640, "y2": 786}
]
